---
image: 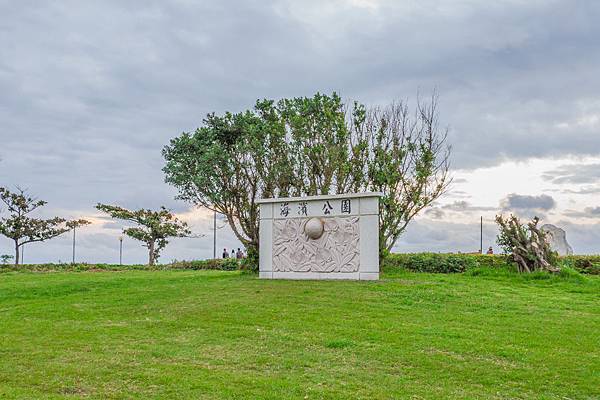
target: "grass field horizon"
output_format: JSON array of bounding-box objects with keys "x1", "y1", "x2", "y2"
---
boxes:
[{"x1": 1, "y1": 268, "x2": 598, "y2": 399}]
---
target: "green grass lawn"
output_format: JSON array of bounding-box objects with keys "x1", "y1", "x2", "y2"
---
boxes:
[{"x1": 0, "y1": 269, "x2": 598, "y2": 399}]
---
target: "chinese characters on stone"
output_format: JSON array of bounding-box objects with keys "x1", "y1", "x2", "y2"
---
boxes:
[
  {"x1": 341, "y1": 199, "x2": 351, "y2": 214},
  {"x1": 298, "y1": 202, "x2": 307, "y2": 216},
  {"x1": 279, "y1": 199, "x2": 353, "y2": 217}
]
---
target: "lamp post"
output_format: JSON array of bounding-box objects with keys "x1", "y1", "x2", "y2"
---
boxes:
[
  {"x1": 213, "y1": 210, "x2": 217, "y2": 259},
  {"x1": 72, "y1": 226, "x2": 76, "y2": 264},
  {"x1": 480, "y1": 216, "x2": 483, "y2": 254},
  {"x1": 119, "y1": 236, "x2": 123, "y2": 265}
]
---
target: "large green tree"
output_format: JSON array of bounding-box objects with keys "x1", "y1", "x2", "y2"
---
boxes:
[
  {"x1": 96, "y1": 204, "x2": 191, "y2": 266},
  {"x1": 162, "y1": 105, "x2": 296, "y2": 263},
  {"x1": 163, "y1": 92, "x2": 450, "y2": 260},
  {"x1": 0, "y1": 187, "x2": 89, "y2": 265}
]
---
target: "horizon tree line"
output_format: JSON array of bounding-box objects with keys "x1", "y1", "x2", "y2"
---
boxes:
[{"x1": 0, "y1": 186, "x2": 192, "y2": 266}]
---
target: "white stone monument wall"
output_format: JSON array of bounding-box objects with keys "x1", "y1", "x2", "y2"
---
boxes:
[{"x1": 258, "y1": 193, "x2": 381, "y2": 280}]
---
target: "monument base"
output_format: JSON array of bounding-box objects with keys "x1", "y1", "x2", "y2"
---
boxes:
[{"x1": 259, "y1": 271, "x2": 379, "y2": 281}]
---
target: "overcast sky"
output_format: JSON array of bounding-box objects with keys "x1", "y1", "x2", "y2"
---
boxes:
[{"x1": 1, "y1": 0, "x2": 599, "y2": 263}]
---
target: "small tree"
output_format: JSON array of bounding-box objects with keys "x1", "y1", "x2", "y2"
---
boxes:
[
  {"x1": 96, "y1": 204, "x2": 191, "y2": 266},
  {"x1": 0, "y1": 187, "x2": 90, "y2": 265},
  {"x1": 347, "y1": 94, "x2": 451, "y2": 254},
  {"x1": 1, "y1": 254, "x2": 13, "y2": 265},
  {"x1": 496, "y1": 214, "x2": 558, "y2": 273}
]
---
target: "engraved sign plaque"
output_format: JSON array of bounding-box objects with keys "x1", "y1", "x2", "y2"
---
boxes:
[{"x1": 257, "y1": 193, "x2": 381, "y2": 280}]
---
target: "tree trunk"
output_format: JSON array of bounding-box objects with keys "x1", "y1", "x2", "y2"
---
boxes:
[
  {"x1": 148, "y1": 240, "x2": 155, "y2": 266},
  {"x1": 14, "y1": 242, "x2": 19, "y2": 266},
  {"x1": 226, "y1": 215, "x2": 252, "y2": 248}
]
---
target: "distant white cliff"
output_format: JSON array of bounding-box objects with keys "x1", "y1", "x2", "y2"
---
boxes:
[{"x1": 541, "y1": 224, "x2": 573, "y2": 256}]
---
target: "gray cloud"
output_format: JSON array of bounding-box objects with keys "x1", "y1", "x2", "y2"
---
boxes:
[
  {"x1": 542, "y1": 164, "x2": 600, "y2": 185},
  {"x1": 498, "y1": 193, "x2": 557, "y2": 220},
  {"x1": 445, "y1": 189, "x2": 471, "y2": 199},
  {"x1": 423, "y1": 200, "x2": 497, "y2": 221},
  {"x1": 397, "y1": 217, "x2": 600, "y2": 255},
  {"x1": 101, "y1": 221, "x2": 126, "y2": 231},
  {"x1": 424, "y1": 208, "x2": 445, "y2": 220},
  {"x1": 395, "y1": 218, "x2": 500, "y2": 254},
  {"x1": 500, "y1": 193, "x2": 556, "y2": 211},
  {"x1": 564, "y1": 206, "x2": 600, "y2": 219},
  {"x1": 562, "y1": 187, "x2": 600, "y2": 195},
  {"x1": 442, "y1": 201, "x2": 497, "y2": 213}
]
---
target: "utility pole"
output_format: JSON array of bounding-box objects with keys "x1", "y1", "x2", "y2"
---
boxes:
[
  {"x1": 72, "y1": 226, "x2": 76, "y2": 264},
  {"x1": 480, "y1": 216, "x2": 483, "y2": 254},
  {"x1": 213, "y1": 210, "x2": 217, "y2": 259},
  {"x1": 119, "y1": 236, "x2": 123, "y2": 265}
]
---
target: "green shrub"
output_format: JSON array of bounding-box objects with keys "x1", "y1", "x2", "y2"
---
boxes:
[
  {"x1": 0, "y1": 259, "x2": 240, "y2": 274},
  {"x1": 381, "y1": 253, "x2": 511, "y2": 274},
  {"x1": 168, "y1": 259, "x2": 239, "y2": 271},
  {"x1": 240, "y1": 245, "x2": 259, "y2": 272},
  {"x1": 383, "y1": 253, "x2": 598, "y2": 275},
  {"x1": 4, "y1": 253, "x2": 598, "y2": 276},
  {"x1": 561, "y1": 256, "x2": 600, "y2": 275}
]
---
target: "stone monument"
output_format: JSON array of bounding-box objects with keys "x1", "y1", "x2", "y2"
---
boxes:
[
  {"x1": 541, "y1": 224, "x2": 573, "y2": 255},
  {"x1": 257, "y1": 193, "x2": 381, "y2": 280}
]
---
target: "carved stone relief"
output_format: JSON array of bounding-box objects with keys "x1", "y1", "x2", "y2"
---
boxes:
[{"x1": 272, "y1": 216, "x2": 360, "y2": 273}]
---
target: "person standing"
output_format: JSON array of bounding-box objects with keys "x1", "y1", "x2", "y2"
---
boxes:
[{"x1": 222, "y1": 248, "x2": 229, "y2": 258}]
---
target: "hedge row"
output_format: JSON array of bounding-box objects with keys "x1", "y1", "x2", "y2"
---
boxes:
[
  {"x1": 0, "y1": 258, "x2": 240, "y2": 274},
  {"x1": 560, "y1": 255, "x2": 600, "y2": 275},
  {"x1": 382, "y1": 253, "x2": 600, "y2": 275},
  {"x1": 381, "y1": 253, "x2": 513, "y2": 274},
  {"x1": 3, "y1": 253, "x2": 599, "y2": 275}
]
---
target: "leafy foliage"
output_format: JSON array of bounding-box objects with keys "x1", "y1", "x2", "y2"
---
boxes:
[
  {"x1": 357, "y1": 97, "x2": 451, "y2": 253},
  {"x1": 0, "y1": 258, "x2": 240, "y2": 273},
  {"x1": 169, "y1": 258, "x2": 239, "y2": 271},
  {"x1": 239, "y1": 244, "x2": 259, "y2": 272},
  {"x1": 496, "y1": 215, "x2": 558, "y2": 273},
  {"x1": 382, "y1": 252, "x2": 597, "y2": 275},
  {"x1": 163, "y1": 107, "x2": 293, "y2": 262},
  {"x1": 163, "y1": 92, "x2": 450, "y2": 259},
  {"x1": 96, "y1": 204, "x2": 191, "y2": 265},
  {"x1": 561, "y1": 255, "x2": 600, "y2": 275},
  {"x1": 1, "y1": 254, "x2": 13, "y2": 265},
  {"x1": 5, "y1": 252, "x2": 595, "y2": 276},
  {"x1": 0, "y1": 187, "x2": 90, "y2": 265},
  {"x1": 381, "y1": 252, "x2": 511, "y2": 273}
]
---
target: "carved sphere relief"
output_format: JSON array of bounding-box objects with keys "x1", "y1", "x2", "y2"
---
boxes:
[
  {"x1": 304, "y1": 217, "x2": 324, "y2": 240},
  {"x1": 273, "y1": 216, "x2": 360, "y2": 273}
]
